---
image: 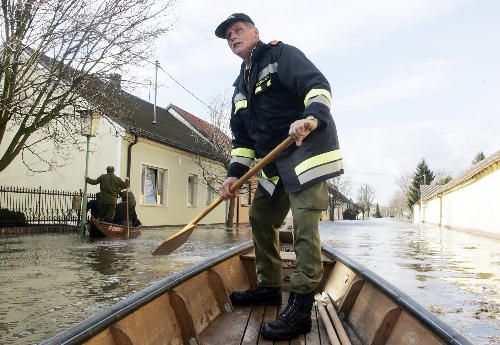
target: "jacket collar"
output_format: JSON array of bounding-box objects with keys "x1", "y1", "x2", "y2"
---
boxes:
[{"x1": 232, "y1": 40, "x2": 269, "y2": 87}]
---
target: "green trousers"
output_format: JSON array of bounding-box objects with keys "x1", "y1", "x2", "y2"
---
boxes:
[{"x1": 249, "y1": 181, "x2": 328, "y2": 294}]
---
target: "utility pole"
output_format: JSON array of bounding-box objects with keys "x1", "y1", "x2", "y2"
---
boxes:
[{"x1": 153, "y1": 60, "x2": 159, "y2": 124}]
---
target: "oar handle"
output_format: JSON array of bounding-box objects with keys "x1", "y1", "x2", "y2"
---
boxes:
[
  {"x1": 190, "y1": 136, "x2": 297, "y2": 227},
  {"x1": 228, "y1": 117, "x2": 316, "y2": 194},
  {"x1": 190, "y1": 119, "x2": 318, "y2": 226},
  {"x1": 229, "y1": 136, "x2": 295, "y2": 193}
]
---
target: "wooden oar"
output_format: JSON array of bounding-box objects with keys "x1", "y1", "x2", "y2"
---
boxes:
[{"x1": 152, "y1": 135, "x2": 298, "y2": 256}]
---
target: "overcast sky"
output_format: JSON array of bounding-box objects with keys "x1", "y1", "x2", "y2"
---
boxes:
[{"x1": 128, "y1": 0, "x2": 500, "y2": 205}]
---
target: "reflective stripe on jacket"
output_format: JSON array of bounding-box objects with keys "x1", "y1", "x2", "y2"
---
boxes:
[{"x1": 227, "y1": 40, "x2": 343, "y2": 197}]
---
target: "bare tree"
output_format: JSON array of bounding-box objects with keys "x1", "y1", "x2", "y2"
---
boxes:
[
  {"x1": 326, "y1": 175, "x2": 352, "y2": 221},
  {"x1": 356, "y1": 183, "x2": 375, "y2": 219},
  {"x1": 0, "y1": 0, "x2": 176, "y2": 172},
  {"x1": 396, "y1": 174, "x2": 411, "y2": 196},
  {"x1": 388, "y1": 190, "x2": 408, "y2": 218},
  {"x1": 389, "y1": 173, "x2": 411, "y2": 217},
  {"x1": 433, "y1": 172, "x2": 452, "y2": 185},
  {"x1": 191, "y1": 92, "x2": 237, "y2": 228}
]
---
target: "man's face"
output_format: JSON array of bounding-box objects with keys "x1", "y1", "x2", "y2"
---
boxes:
[{"x1": 225, "y1": 21, "x2": 259, "y2": 60}]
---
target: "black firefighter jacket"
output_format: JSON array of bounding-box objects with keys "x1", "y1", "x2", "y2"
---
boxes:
[{"x1": 228, "y1": 40, "x2": 344, "y2": 198}]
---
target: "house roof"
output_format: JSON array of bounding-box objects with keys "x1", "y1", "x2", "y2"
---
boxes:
[
  {"x1": 420, "y1": 184, "x2": 442, "y2": 200},
  {"x1": 168, "y1": 104, "x2": 232, "y2": 146},
  {"x1": 422, "y1": 150, "x2": 500, "y2": 201},
  {"x1": 26, "y1": 46, "x2": 220, "y2": 160},
  {"x1": 169, "y1": 104, "x2": 216, "y2": 139},
  {"x1": 91, "y1": 87, "x2": 219, "y2": 160}
]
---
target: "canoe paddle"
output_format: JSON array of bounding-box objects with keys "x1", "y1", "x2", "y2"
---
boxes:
[{"x1": 152, "y1": 120, "x2": 316, "y2": 256}]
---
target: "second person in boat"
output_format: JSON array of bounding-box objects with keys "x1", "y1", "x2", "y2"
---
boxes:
[{"x1": 114, "y1": 189, "x2": 142, "y2": 227}]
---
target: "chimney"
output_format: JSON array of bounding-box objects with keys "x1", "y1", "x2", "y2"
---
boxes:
[{"x1": 108, "y1": 73, "x2": 121, "y2": 90}]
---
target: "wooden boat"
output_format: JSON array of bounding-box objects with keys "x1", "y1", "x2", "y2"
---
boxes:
[
  {"x1": 43, "y1": 241, "x2": 472, "y2": 345},
  {"x1": 87, "y1": 217, "x2": 141, "y2": 238}
]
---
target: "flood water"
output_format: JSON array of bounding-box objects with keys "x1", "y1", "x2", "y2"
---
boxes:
[
  {"x1": 321, "y1": 219, "x2": 499, "y2": 345},
  {"x1": 0, "y1": 218, "x2": 498, "y2": 345}
]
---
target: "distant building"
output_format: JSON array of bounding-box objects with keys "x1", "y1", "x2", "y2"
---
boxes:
[{"x1": 413, "y1": 150, "x2": 500, "y2": 239}]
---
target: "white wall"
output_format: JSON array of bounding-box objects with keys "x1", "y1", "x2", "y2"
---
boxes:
[
  {"x1": 0, "y1": 118, "x2": 124, "y2": 191},
  {"x1": 424, "y1": 197, "x2": 441, "y2": 226},
  {"x1": 128, "y1": 138, "x2": 226, "y2": 226},
  {"x1": 414, "y1": 167, "x2": 500, "y2": 238},
  {"x1": 441, "y1": 169, "x2": 500, "y2": 235}
]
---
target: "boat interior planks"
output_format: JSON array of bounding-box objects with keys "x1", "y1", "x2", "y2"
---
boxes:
[
  {"x1": 240, "y1": 305, "x2": 265, "y2": 345},
  {"x1": 385, "y1": 311, "x2": 447, "y2": 345},
  {"x1": 44, "y1": 242, "x2": 473, "y2": 345},
  {"x1": 348, "y1": 282, "x2": 402, "y2": 345}
]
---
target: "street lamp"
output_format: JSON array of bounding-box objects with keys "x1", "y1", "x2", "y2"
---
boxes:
[{"x1": 79, "y1": 109, "x2": 100, "y2": 236}]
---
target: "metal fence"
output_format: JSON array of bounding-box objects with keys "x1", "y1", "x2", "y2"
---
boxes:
[{"x1": 0, "y1": 186, "x2": 95, "y2": 227}]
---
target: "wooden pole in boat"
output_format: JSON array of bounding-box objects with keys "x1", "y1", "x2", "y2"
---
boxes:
[
  {"x1": 322, "y1": 292, "x2": 352, "y2": 345},
  {"x1": 316, "y1": 298, "x2": 341, "y2": 345},
  {"x1": 126, "y1": 188, "x2": 130, "y2": 238}
]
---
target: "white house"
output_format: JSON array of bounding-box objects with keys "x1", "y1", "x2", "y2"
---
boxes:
[{"x1": 0, "y1": 67, "x2": 246, "y2": 226}]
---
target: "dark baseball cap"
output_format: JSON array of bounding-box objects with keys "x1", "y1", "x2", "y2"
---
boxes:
[{"x1": 215, "y1": 13, "x2": 254, "y2": 39}]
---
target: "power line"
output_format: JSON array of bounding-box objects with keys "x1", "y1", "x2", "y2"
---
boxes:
[
  {"x1": 156, "y1": 64, "x2": 216, "y2": 113},
  {"x1": 121, "y1": 52, "x2": 218, "y2": 115},
  {"x1": 347, "y1": 171, "x2": 395, "y2": 176}
]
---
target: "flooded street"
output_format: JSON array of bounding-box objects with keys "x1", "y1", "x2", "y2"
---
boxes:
[
  {"x1": 0, "y1": 218, "x2": 498, "y2": 344},
  {"x1": 0, "y1": 226, "x2": 253, "y2": 345},
  {"x1": 321, "y1": 218, "x2": 499, "y2": 345}
]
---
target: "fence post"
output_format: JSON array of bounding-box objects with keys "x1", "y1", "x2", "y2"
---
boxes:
[
  {"x1": 76, "y1": 189, "x2": 82, "y2": 229},
  {"x1": 37, "y1": 186, "x2": 42, "y2": 225}
]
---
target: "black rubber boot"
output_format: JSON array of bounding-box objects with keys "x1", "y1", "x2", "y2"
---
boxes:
[
  {"x1": 230, "y1": 286, "x2": 282, "y2": 306},
  {"x1": 261, "y1": 292, "x2": 314, "y2": 341}
]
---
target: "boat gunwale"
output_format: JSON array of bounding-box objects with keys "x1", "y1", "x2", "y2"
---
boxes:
[
  {"x1": 90, "y1": 218, "x2": 141, "y2": 236},
  {"x1": 92, "y1": 218, "x2": 141, "y2": 230},
  {"x1": 321, "y1": 244, "x2": 473, "y2": 345},
  {"x1": 42, "y1": 241, "x2": 254, "y2": 345}
]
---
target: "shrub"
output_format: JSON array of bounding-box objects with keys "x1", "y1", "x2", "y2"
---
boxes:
[
  {"x1": 0, "y1": 208, "x2": 28, "y2": 227},
  {"x1": 343, "y1": 208, "x2": 358, "y2": 220}
]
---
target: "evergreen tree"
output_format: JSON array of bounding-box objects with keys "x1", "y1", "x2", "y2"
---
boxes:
[
  {"x1": 374, "y1": 203, "x2": 382, "y2": 218},
  {"x1": 407, "y1": 159, "x2": 435, "y2": 210},
  {"x1": 472, "y1": 151, "x2": 486, "y2": 165}
]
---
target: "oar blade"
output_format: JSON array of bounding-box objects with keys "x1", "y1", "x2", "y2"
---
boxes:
[{"x1": 152, "y1": 224, "x2": 196, "y2": 256}]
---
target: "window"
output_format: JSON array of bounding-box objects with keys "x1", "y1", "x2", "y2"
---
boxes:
[
  {"x1": 240, "y1": 182, "x2": 252, "y2": 206},
  {"x1": 141, "y1": 165, "x2": 167, "y2": 205},
  {"x1": 187, "y1": 173, "x2": 199, "y2": 207},
  {"x1": 206, "y1": 177, "x2": 216, "y2": 206}
]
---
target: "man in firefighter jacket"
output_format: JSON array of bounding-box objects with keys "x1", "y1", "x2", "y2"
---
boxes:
[{"x1": 216, "y1": 13, "x2": 343, "y2": 341}]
